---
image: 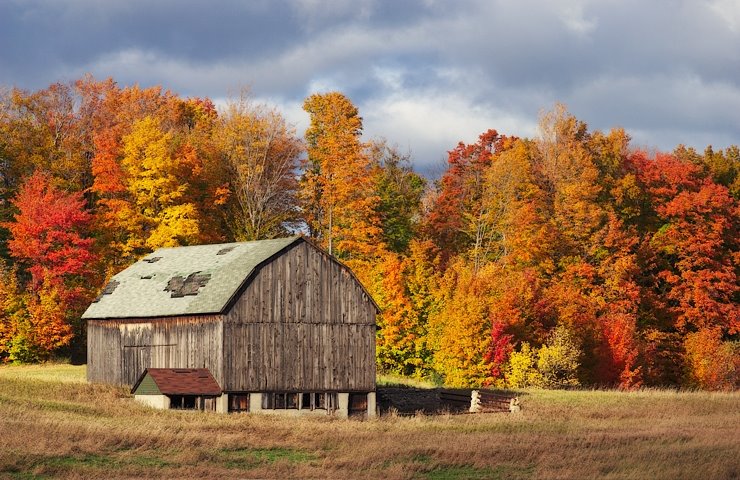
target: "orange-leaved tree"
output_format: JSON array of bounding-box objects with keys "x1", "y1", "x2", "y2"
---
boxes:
[{"x1": 301, "y1": 92, "x2": 383, "y2": 267}]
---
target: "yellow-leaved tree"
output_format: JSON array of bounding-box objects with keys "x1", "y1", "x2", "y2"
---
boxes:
[
  {"x1": 118, "y1": 116, "x2": 200, "y2": 256},
  {"x1": 427, "y1": 260, "x2": 501, "y2": 387},
  {"x1": 215, "y1": 93, "x2": 302, "y2": 240}
]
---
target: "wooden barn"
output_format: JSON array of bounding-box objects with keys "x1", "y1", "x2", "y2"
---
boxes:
[{"x1": 83, "y1": 236, "x2": 378, "y2": 417}]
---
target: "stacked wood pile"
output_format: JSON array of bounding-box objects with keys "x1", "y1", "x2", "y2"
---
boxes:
[
  {"x1": 376, "y1": 387, "x2": 519, "y2": 416},
  {"x1": 439, "y1": 389, "x2": 475, "y2": 413},
  {"x1": 469, "y1": 390, "x2": 520, "y2": 413}
]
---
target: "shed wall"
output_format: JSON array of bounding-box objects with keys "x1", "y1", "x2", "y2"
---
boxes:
[{"x1": 87, "y1": 315, "x2": 224, "y2": 387}]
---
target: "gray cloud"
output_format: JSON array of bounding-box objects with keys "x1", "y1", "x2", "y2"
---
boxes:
[{"x1": 1, "y1": 0, "x2": 738, "y2": 174}]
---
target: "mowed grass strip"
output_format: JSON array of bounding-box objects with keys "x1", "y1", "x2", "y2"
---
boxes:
[{"x1": 0, "y1": 365, "x2": 738, "y2": 479}]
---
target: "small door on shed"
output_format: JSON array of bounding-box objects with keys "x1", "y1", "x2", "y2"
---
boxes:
[
  {"x1": 123, "y1": 346, "x2": 150, "y2": 386},
  {"x1": 349, "y1": 393, "x2": 368, "y2": 418}
]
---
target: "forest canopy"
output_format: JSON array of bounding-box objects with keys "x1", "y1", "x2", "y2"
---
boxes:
[{"x1": 0, "y1": 77, "x2": 737, "y2": 390}]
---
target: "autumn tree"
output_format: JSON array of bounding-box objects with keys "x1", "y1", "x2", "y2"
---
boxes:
[
  {"x1": 0, "y1": 265, "x2": 29, "y2": 362},
  {"x1": 634, "y1": 151, "x2": 739, "y2": 335},
  {"x1": 5, "y1": 172, "x2": 95, "y2": 288},
  {"x1": 373, "y1": 253, "x2": 427, "y2": 376},
  {"x1": 0, "y1": 84, "x2": 84, "y2": 191},
  {"x1": 301, "y1": 92, "x2": 383, "y2": 264},
  {"x1": 536, "y1": 105, "x2": 605, "y2": 258},
  {"x1": 589, "y1": 215, "x2": 643, "y2": 388},
  {"x1": 683, "y1": 328, "x2": 739, "y2": 390},
  {"x1": 170, "y1": 96, "x2": 231, "y2": 245},
  {"x1": 215, "y1": 94, "x2": 302, "y2": 240},
  {"x1": 427, "y1": 260, "x2": 502, "y2": 387},
  {"x1": 478, "y1": 139, "x2": 555, "y2": 271},
  {"x1": 484, "y1": 320, "x2": 514, "y2": 385},
  {"x1": 506, "y1": 342, "x2": 541, "y2": 388},
  {"x1": 110, "y1": 116, "x2": 201, "y2": 260},
  {"x1": 368, "y1": 141, "x2": 426, "y2": 254},
  {"x1": 373, "y1": 238, "x2": 442, "y2": 378},
  {"x1": 675, "y1": 144, "x2": 740, "y2": 199},
  {"x1": 424, "y1": 129, "x2": 513, "y2": 265},
  {"x1": 536, "y1": 325, "x2": 582, "y2": 388},
  {"x1": 88, "y1": 82, "x2": 208, "y2": 269},
  {"x1": 3, "y1": 172, "x2": 95, "y2": 359},
  {"x1": 301, "y1": 90, "x2": 385, "y2": 348}
]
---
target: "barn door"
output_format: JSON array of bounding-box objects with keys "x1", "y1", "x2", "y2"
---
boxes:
[
  {"x1": 121, "y1": 324, "x2": 153, "y2": 385},
  {"x1": 123, "y1": 346, "x2": 150, "y2": 385}
]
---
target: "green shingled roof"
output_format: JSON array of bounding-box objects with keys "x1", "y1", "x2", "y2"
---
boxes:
[{"x1": 82, "y1": 236, "x2": 301, "y2": 319}]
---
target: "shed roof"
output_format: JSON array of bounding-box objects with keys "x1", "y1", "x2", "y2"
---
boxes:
[
  {"x1": 82, "y1": 236, "x2": 301, "y2": 319},
  {"x1": 131, "y1": 368, "x2": 222, "y2": 396}
]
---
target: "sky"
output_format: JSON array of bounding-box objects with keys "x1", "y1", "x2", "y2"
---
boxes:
[{"x1": 1, "y1": 0, "x2": 739, "y2": 176}]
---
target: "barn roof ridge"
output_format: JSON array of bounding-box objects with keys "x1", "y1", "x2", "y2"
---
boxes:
[{"x1": 82, "y1": 236, "x2": 303, "y2": 320}]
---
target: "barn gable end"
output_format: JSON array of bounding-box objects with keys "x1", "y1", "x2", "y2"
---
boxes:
[{"x1": 223, "y1": 240, "x2": 377, "y2": 392}]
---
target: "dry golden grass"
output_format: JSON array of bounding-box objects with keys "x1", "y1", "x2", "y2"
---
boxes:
[{"x1": 0, "y1": 365, "x2": 738, "y2": 479}]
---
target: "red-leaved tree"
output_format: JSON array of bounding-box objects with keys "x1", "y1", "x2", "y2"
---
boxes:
[{"x1": 3, "y1": 171, "x2": 96, "y2": 358}]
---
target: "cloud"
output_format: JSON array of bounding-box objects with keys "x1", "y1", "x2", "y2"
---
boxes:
[
  {"x1": 363, "y1": 90, "x2": 537, "y2": 175},
  {"x1": 1, "y1": 0, "x2": 739, "y2": 175},
  {"x1": 709, "y1": 0, "x2": 740, "y2": 32}
]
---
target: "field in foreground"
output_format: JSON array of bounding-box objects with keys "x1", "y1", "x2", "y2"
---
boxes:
[{"x1": 0, "y1": 365, "x2": 738, "y2": 479}]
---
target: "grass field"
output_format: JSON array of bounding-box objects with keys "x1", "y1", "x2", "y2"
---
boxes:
[{"x1": 0, "y1": 365, "x2": 738, "y2": 479}]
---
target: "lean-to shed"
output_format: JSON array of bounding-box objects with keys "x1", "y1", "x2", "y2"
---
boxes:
[{"x1": 83, "y1": 236, "x2": 378, "y2": 417}]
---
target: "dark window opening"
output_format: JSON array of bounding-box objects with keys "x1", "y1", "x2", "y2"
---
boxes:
[
  {"x1": 261, "y1": 392, "x2": 300, "y2": 410},
  {"x1": 349, "y1": 393, "x2": 368, "y2": 418},
  {"x1": 170, "y1": 395, "x2": 198, "y2": 410},
  {"x1": 168, "y1": 395, "x2": 215, "y2": 411},
  {"x1": 229, "y1": 393, "x2": 249, "y2": 412},
  {"x1": 300, "y1": 392, "x2": 328, "y2": 410}
]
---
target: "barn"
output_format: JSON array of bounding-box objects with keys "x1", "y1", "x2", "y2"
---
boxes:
[{"x1": 82, "y1": 236, "x2": 378, "y2": 417}]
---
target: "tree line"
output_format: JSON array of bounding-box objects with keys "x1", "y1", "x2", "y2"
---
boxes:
[{"x1": 0, "y1": 77, "x2": 737, "y2": 390}]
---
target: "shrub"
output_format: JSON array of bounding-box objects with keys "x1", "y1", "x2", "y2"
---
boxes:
[
  {"x1": 684, "y1": 328, "x2": 739, "y2": 390},
  {"x1": 506, "y1": 342, "x2": 542, "y2": 388},
  {"x1": 536, "y1": 326, "x2": 581, "y2": 389},
  {"x1": 8, "y1": 333, "x2": 42, "y2": 364}
]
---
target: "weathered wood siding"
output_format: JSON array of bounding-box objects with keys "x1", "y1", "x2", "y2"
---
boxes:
[
  {"x1": 224, "y1": 241, "x2": 376, "y2": 392},
  {"x1": 87, "y1": 315, "x2": 224, "y2": 387}
]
